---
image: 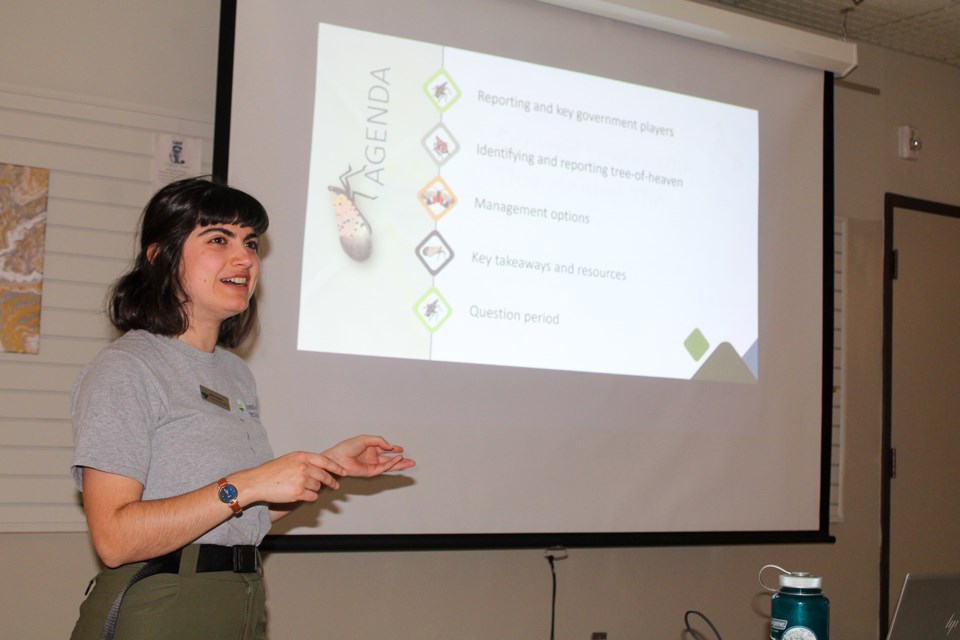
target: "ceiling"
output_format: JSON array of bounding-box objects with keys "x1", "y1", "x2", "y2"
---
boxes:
[{"x1": 697, "y1": 0, "x2": 960, "y2": 68}]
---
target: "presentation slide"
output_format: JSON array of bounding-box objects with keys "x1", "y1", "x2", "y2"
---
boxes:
[{"x1": 299, "y1": 24, "x2": 759, "y2": 383}]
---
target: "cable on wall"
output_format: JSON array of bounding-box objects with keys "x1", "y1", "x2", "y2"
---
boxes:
[
  {"x1": 683, "y1": 609, "x2": 723, "y2": 640},
  {"x1": 544, "y1": 546, "x2": 568, "y2": 640}
]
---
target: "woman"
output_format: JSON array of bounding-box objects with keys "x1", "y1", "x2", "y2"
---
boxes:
[{"x1": 70, "y1": 177, "x2": 414, "y2": 639}]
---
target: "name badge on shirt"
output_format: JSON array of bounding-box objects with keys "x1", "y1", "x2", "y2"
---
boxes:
[{"x1": 199, "y1": 385, "x2": 230, "y2": 411}]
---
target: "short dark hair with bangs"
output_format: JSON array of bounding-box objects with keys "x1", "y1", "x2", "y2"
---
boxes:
[{"x1": 109, "y1": 176, "x2": 270, "y2": 349}]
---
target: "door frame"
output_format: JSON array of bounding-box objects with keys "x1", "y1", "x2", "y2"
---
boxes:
[{"x1": 880, "y1": 193, "x2": 960, "y2": 638}]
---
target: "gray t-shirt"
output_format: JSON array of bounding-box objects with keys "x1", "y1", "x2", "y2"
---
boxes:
[{"x1": 71, "y1": 330, "x2": 274, "y2": 546}]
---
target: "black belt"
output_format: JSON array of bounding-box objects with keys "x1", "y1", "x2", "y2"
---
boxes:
[
  {"x1": 163, "y1": 543, "x2": 260, "y2": 573},
  {"x1": 100, "y1": 544, "x2": 259, "y2": 640}
]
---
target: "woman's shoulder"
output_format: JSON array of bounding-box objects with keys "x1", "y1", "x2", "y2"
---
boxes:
[
  {"x1": 85, "y1": 330, "x2": 169, "y2": 368},
  {"x1": 73, "y1": 332, "x2": 167, "y2": 401},
  {"x1": 83, "y1": 330, "x2": 151, "y2": 365},
  {"x1": 107, "y1": 328, "x2": 159, "y2": 351}
]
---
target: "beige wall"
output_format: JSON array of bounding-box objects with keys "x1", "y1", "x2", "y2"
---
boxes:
[
  {"x1": 2, "y1": 1, "x2": 959, "y2": 638},
  {"x1": 0, "y1": 0, "x2": 219, "y2": 116}
]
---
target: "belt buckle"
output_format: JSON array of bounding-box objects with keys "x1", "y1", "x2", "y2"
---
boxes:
[{"x1": 232, "y1": 545, "x2": 258, "y2": 573}]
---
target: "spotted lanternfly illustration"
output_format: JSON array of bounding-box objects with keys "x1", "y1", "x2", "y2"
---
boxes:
[
  {"x1": 422, "y1": 187, "x2": 455, "y2": 209},
  {"x1": 433, "y1": 136, "x2": 449, "y2": 158},
  {"x1": 420, "y1": 245, "x2": 447, "y2": 259},
  {"x1": 422, "y1": 299, "x2": 441, "y2": 322},
  {"x1": 329, "y1": 165, "x2": 374, "y2": 261},
  {"x1": 432, "y1": 81, "x2": 450, "y2": 103}
]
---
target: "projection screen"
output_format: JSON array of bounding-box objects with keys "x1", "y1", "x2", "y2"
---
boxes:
[{"x1": 216, "y1": 0, "x2": 836, "y2": 550}]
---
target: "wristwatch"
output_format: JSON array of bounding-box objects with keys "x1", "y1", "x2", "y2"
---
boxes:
[{"x1": 217, "y1": 477, "x2": 242, "y2": 516}]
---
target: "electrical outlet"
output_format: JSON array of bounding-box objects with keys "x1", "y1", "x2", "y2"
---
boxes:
[{"x1": 591, "y1": 633, "x2": 608, "y2": 640}]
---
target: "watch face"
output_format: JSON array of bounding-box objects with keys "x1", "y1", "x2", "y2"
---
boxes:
[{"x1": 218, "y1": 483, "x2": 238, "y2": 503}]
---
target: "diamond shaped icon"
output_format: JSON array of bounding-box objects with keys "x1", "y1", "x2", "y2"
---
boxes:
[
  {"x1": 423, "y1": 69, "x2": 461, "y2": 113},
  {"x1": 684, "y1": 328, "x2": 710, "y2": 361},
  {"x1": 414, "y1": 288, "x2": 452, "y2": 333},
  {"x1": 418, "y1": 176, "x2": 458, "y2": 221},
  {"x1": 415, "y1": 230, "x2": 454, "y2": 276},
  {"x1": 422, "y1": 123, "x2": 460, "y2": 167}
]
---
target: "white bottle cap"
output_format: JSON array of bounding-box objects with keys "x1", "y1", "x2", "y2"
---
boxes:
[{"x1": 780, "y1": 572, "x2": 823, "y2": 589}]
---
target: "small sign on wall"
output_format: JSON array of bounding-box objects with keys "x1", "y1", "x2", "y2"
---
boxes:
[
  {"x1": 0, "y1": 163, "x2": 49, "y2": 355},
  {"x1": 152, "y1": 133, "x2": 201, "y2": 188}
]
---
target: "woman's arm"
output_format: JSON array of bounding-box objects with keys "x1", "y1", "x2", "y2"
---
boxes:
[{"x1": 82, "y1": 451, "x2": 347, "y2": 567}]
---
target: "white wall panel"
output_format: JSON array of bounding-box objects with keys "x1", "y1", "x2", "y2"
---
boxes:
[
  {"x1": 0, "y1": 419, "x2": 73, "y2": 447},
  {"x1": 0, "y1": 84, "x2": 213, "y2": 531}
]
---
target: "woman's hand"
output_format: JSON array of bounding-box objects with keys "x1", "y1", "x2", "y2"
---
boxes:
[
  {"x1": 323, "y1": 435, "x2": 415, "y2": 478},
  {"x1": 235, "y1": 451, "x2": 347, "y2": 505},
  {"x1": 267, "y1": 437, "x2": 414, "y2": 522}
]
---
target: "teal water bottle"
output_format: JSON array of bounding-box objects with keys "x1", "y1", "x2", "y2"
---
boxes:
[{"x1": 762, "y1": 565, "x2": 829, "y2": 640}]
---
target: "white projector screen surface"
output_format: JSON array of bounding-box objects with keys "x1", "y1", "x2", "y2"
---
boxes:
[{"x1": 222, "y1": 0, "x2": 829, "y2": 546}]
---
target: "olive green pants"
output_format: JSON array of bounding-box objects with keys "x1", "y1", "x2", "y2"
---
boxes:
[{"x1": 70, "y1": 545, "x2": 266, "y2": 640}]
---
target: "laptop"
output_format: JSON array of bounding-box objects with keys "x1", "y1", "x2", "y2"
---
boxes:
[{"x1": 887, "y1": 573, "x2": 960, "y2": 639}]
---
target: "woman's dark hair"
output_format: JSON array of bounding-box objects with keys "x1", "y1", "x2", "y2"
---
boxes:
[{"x1": 109, "y1": 176, "x2": 270, "y2": 349}]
